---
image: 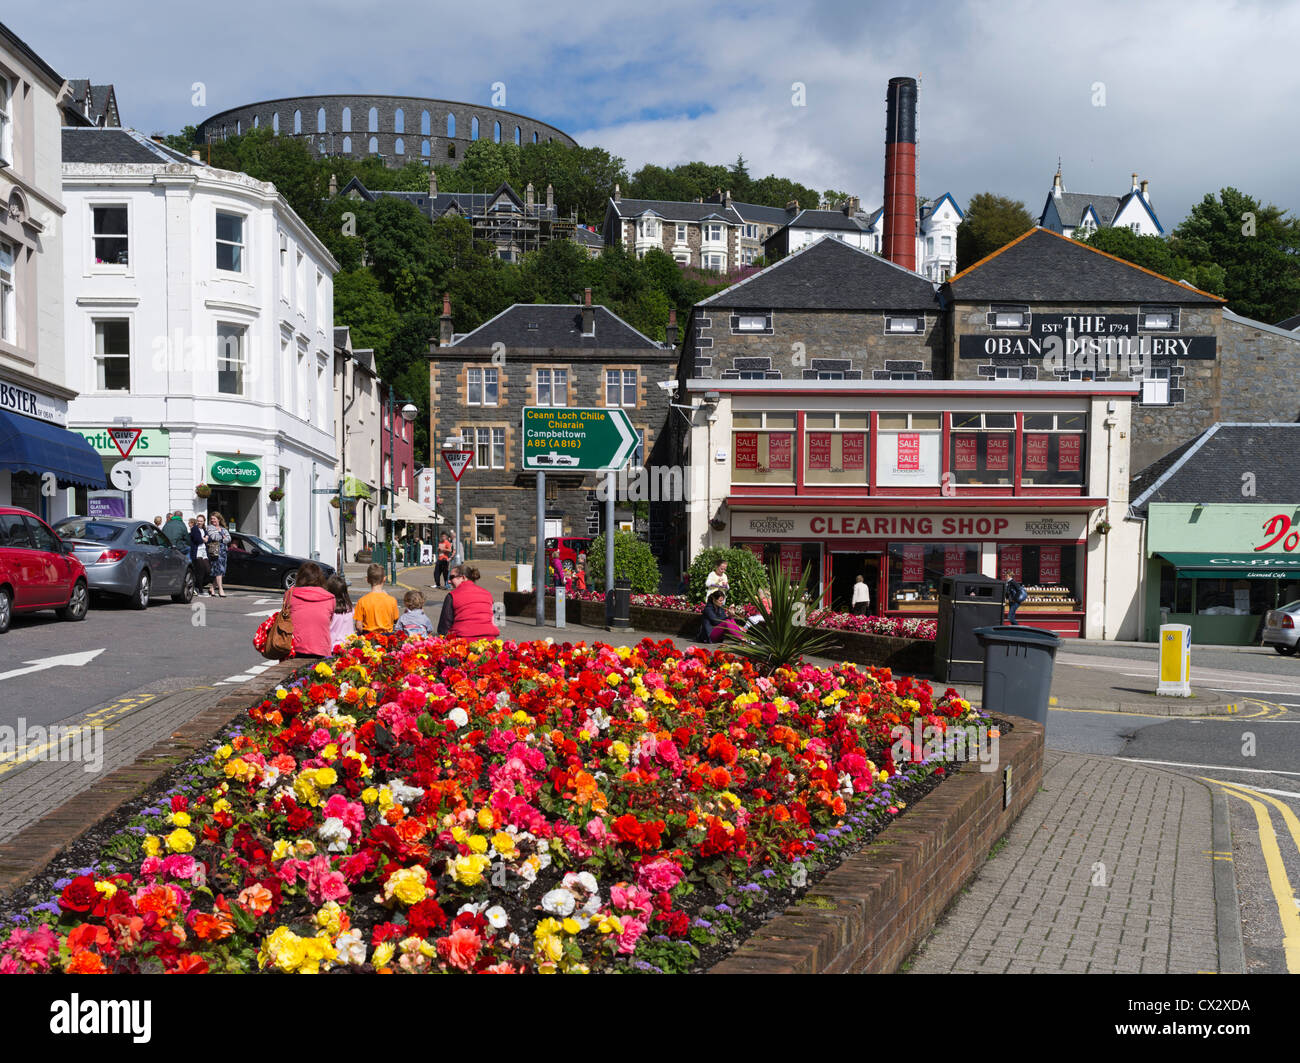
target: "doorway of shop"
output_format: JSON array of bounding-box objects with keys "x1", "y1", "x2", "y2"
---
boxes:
[
  {"x1": 831, "y1": 552, "x2": 879, "y2": 614},
  {"x1": 208, "y1": 487, "x2": 257, "y2": 535}
]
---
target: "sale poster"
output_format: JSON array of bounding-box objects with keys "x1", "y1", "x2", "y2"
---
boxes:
[
  {"x1": 735, "y1": 433, "x2": 758, "y2": 469},
  {"x1": 1059, "y1": 434, "x2": 1081, "y2": 472},
  {"x1": 944, "y1": 545, "x2": 967, "y2": 577},
  {"x1": 902, "y1": 543, "x2": 926, "y2": 582},
  {"x1": 999, "y1": 545, "x2": 1023, "y2": 581},
  {"x1": 743, "y1": 543, "x2": 765, "y2": 562},
  {"x1": 808, "y1": 432, "x2": 832, "y2": 470},
  {"x1": 780, "y1": 544, "x2": 803, "y2": 582},
  {"x1": 986, "y1": 436, "x2": 1009, "y2": 471},
  {"x1": 1040, "y1": 546, "x2": 1061, "y2": 584},
  {"x1": 954, "y1": 435, "x2": 978, "y2": 471},
  {"x1": 896, "y1": 433, "x2": 920, "y2": 470},
  {"x1": 841, "y1": 433, "x2": 865, "y2": 469},
  {"x1": 768, "y1": 433, "x2": 792, "y2": 469},
  {"x1": 1025, "y1": 434, "x2": 1049, "y2": 472}
]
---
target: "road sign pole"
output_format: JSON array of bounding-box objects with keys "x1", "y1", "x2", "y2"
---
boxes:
[
  {"x1": 535, "y1": 470, "x2": 546, "y2": 627},
  {"x1": 455, "y1": 478, "x2": 462, "y2": 566},
  {"x1": 605, "y1": 470, "x2": 615, "y2": 626}
]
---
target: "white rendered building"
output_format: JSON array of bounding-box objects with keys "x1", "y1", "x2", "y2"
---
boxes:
[
  {"x1": 61, "y1": 127, "x2": 339, "y2": 559},
  {"x1": 1039, "y1": 171, "x2": 1164, "y2": 239}
]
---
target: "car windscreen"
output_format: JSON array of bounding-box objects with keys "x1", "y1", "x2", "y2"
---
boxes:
[
  {"x1": 243, "y1": 535, "x2": 278, "y2": 554},
  {"x1": 56, "y1": 521, "x2": 122, "y2": 543}
]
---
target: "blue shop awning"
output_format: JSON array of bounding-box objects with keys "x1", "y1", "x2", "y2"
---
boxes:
[
  {"x1": 1156, "y1": 552, "x2": 1300, "y2": 580},
  {"x1": 0, "y1": 410, "x2": 108, "y2": 489}
]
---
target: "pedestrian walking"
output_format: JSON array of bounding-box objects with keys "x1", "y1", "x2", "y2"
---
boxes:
[
  {"x1": 206, "y1": 512, "x2": 231, "y2": 597},
  {"x1": 189, "y1": 517, "x2": 212, "y2": 593},
  {"x1": 435, "y1": 534, "x2": 453, "y2": 588},
  {"x1": 852, "y1": 574, "x2": 871, "y2": 615}
]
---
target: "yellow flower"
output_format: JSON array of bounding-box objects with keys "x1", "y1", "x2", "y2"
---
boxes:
[
  {"x1": 314, "y1": 662, "x2": 334, "y2": 678},
  {"x1": 165, "y1": 828, "x2": 196, "y2": 854},
  {"x1": 877, "y1": 770, "x2": 890, "y2": 783},
  {"x1": 142, "y1": 834, "x2": 162, "y2": 858},
  {"x1": 321, "y1": 743, "x2": 339, "y2": 761},
  {"x1": 272, "y1": 839, "x2": 292, "y2": 861},
  {"x1": 512, "y1": 710, "x2": 531, "y2": 725},
  {"x1": 610, "y1": 741, "x2": 630, "y2": 763},
  {"x1": 294, "y1": 839, "x2": 316, "y2": 858},
  {"x1": 596, "y1": 915, "x2": 623, "y2": 935},
  {"x1": 274, "y1": 688, "x2": 288, "y2": 700},
  {"x1": 606, "y1": 672, "x2": 622, "y2": 687},
  {"x1": 632, "y1": 708, "x2": 648, "y2": 723},
  {"x1": 451, "y1": 825, "x2": 468, "y2": 844},
  {"x1": 718, "y1": 791, "x2": 741, "y2": 809},
  {"x1": 477, "y1": 807, "x2": 496, "y2": 830},
  {"x1": 447, "y1": 853, "x2": 491, "y2": 886},
  {"x1": 467, "y1": 835, "x2": 489, "y2": 855},
  {"x1": 213, "y1": 798, "x2": 232, "y2": 815},
  {"x1": 377, "y1": 787, "x2": 394, "y2": 813},
  {"x1": 562, "y1": 917, "x2": 582, "y2": 935},
  {"x1": 312, "y1": 767, "x2": 338, "y2": 788},
  {"x1": 315, "y1": 901, "x2": 343, "y2": 936},
  {"x1": 492, "y1": 832, "x2": 517, "y2": 857},
  {"x1": 372, "y1": 941, "x2": 395, "y2": 968},
  {"x1": 169, "y1": 811, "x2": 191, "y2": 828},
  {"x1": 214, "y1": 744, "x2": 233, "y2": 761},
  {"x1": 93, "y1": 880, "x2": 117, "y2": 900},
  {"x1": 361, "y1": 787, "x2": 378, "y2": 805},
  {"x1": 383, "y1": 867, "x2": 430, "y2": 906}
]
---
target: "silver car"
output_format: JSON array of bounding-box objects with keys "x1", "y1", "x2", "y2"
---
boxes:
[
  {"x1": 53, "y1": 517, "x2": 195, "y2": 609},
  {"x1": 1261, "y1": 599, "x2": 1300, "y2": 655}
]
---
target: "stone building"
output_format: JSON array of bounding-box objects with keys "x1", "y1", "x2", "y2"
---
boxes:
[
  {"x1": 197, "y1": 95, "x2": 576, "y2": 169},
  {"x1": 942, "y1": 228, "x2": 1300, "y2": 471},
  {"x1": 678, "y1": 236, "x2": 944, "y2": 384},
  {"x1": 429, "y1": 291, "x2": 676, "y2": 560},
  {"x1": 603, "y1": 187, "x2": 744, "y2": 271}
]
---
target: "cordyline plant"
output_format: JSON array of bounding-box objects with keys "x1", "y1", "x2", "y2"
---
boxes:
[{"x1": 727, "y1": 559, "x2": 837, "y2": 674}]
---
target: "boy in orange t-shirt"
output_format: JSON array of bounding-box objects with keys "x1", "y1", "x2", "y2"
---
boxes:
[{"x1": 354, "y1": 563, "x2": 402, "y2": 633}]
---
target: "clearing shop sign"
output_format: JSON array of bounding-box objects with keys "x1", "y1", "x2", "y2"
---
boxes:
[
  {"x1": 959, "y1": 314, "x2": 1217, "y2": 360},
  {"x1": 735, "y1": 511, "x2": 1089, "y2": 541}
]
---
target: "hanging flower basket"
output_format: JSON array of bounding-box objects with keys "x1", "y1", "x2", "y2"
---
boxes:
[
  {"x1": 195, "y1": 483, "x2": 212, "y2": 499},
  {"x1": 330, "y1": 496, "x2": 341, "y2": 509},
  {"x1": 1095, "y1": 519, "x2": 1112, "y2": 536},
  {"x1": 268, "y1": 487, "x2": 285, "y2": 502}
]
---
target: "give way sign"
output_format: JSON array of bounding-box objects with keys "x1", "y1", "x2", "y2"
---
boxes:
[{"x1": 442, "y1": 449, "x2": 473, "y2": 482}]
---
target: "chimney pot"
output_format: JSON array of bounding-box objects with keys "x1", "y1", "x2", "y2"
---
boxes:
[
  {"x1": 613, "y1": 183, "x2": 620, "y2": 202},
  {"x1": 546, "y1": 183, "x2": 554, "y2": 210},
  {"x1": 582, "y1": 288, "x2": 594, "y2": 335},
  {"x1": 1131, "y1": 172, "x2": 1139, "y2": 191},
  {"x1": 665, "y1": 308, "x2": 678, "y2": 347},
  {"x1": 439, "y1": 293, "x2": 453, "y2": 346},
  {"x1": 191, "y1": 149, "x2": 201, "y2": 160},
  {"x1": 429, "y1": 169, "x2": 438, "y2": 196}
]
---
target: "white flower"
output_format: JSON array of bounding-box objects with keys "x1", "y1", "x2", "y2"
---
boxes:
[
  {"x1": 387, "y1": 779, "x2": 425, "y2": 807},
  {"x1": 495, "y1": 690, "x2": 511, "y2": 709},
  {"x1": 447, "y1": 707, "x2": 469, "y2": 728},
  {"x1": 485, "y1": 906, "x2": 508, "y2": 929},
  {"x1": 541, "y1": 888, "x2": 577, "y2": 916},
  {"x1": 318, "y1": 817, "x2": 352, "y2": 852},
  {"x1": 581, "y1": 894, "x2": 602, "y2": 916},
  {"x1": 575, "y1": 871, "x2": 598, "y2": 894},
  {"x1": 335, "y1": 930, "x2": 367, "y2": 966},
  {"x1": 261, "y1": 766, "x2": 281, "y2": 789},
  {"x1": 457, "y1": 902, "x2": 481, "y2": 917}
]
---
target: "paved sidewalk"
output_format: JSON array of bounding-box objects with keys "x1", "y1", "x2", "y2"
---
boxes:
[{"x1": 905, "y1": 751, "x2": 1242, "y2": 973}]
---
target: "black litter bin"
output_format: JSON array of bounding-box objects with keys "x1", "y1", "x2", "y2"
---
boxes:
[
  {"x1": 974, "y1": 625, "x2": 1061, "y2": 725},
  {"x1": 608, "y1": 578, "x2": 633, "y2": 630},
  {"x1": 934, "y1": 575, "x2": 1006, "y2": 683}
]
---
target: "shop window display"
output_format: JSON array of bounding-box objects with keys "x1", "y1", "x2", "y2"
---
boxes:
[{"x1": 886, "y1": 542, "x2": 980, "y2": 611}]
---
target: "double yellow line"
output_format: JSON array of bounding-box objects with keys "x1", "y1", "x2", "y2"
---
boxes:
[
  {"x1": 1212, "y1": 699, "x2": 1292, "y2": 720},
  {"x1": 1201, "y1": 776, "x2": 1300, "y2": 973}
]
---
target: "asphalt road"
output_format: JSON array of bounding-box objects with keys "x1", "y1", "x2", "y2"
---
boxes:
[{"x1": 0, "y1": 587, "x2": 279, "y2": 729}]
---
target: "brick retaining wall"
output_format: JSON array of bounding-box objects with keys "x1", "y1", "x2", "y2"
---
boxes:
[{"x1": 711, "y1": 717, "x2": 1044, "y2": 973}]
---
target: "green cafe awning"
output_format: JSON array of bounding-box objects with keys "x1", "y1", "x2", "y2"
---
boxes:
[
  {"x1": 1157, "y1": 552, "x2": 1300, "y2": 580},
  {"x1": 341, "y1": 476, "x2": 372, "y2": 499}
]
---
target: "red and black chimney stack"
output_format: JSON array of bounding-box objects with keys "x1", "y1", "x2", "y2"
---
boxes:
[{"x1": 882, "y1": 76, "x2": 918, "y2": 272}]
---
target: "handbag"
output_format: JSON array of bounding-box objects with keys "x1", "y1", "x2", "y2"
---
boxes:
[{"x1": 261, "y1": 590, "x2": 295, "y2": 660}]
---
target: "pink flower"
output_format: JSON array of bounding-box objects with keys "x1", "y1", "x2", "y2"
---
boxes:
[
  {"x1": 323, "y1": 794, "x2": 365, "y2": 833},
  {"x1": 308, "y1": 727, "x2": 333, "y2": 751},
  {"x1": 610, "y1": 883, "x2": 653, "y2": 917},
  {"x1": 616, "y1": 915, "x2": 648, "y2": 954},
  {"x1": 585, "y1": 816, "x2": 607, "y2": 842},
  {"x1": 636, "y1": 859, "x2": 683, "y2": 894},
  {"x1": 305, "y1": 855, "x2": 350, "y2": 905},
  {"x1": 439, "y1": 927, "x2": 481, "y2": 971},
  {"x1": 138, "y1": 856, "x2": 164, "y2": 878}
]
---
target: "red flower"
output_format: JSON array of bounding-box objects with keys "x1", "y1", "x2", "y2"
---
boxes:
[
  {"x1": 407, "y1": 898, "x2": 447, "y2": 935},
  {"x1": 58, "y1": 875, "x2": 99, "y2": 915}
]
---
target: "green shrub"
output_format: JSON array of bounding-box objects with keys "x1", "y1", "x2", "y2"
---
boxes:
[
  {"x1": 729, "y1": 559, "x2": 838, "y2": 674},
  {"x1": 687, "y1": 547, "x2": 769, "y2": 608},
  {"x1": 585, "y1": 532, "x2": 661, "y2": 594}
]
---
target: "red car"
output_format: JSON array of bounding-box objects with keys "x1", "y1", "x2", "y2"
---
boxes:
[
  {"x1": 545, "y1": 536, "x2": 592, "y2": 576},
  {"x1": 0, "y1": 506, "x2": 89, "y2": 633}
]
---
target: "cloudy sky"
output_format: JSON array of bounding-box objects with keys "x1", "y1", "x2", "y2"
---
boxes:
[{"x1": 17, "y1": 0, "x2": 1300, "y2": 227}]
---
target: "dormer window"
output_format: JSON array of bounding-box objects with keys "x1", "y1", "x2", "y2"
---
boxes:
[
  {"x1": 885, "y1": 316, "x2": 922, "y2": 334},
  {"x1": 639, "y1": 217, "x2": 660, "y2": 238}
]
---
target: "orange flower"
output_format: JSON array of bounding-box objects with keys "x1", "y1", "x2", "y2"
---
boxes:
[
  {"x1": 136, "y1": 884, "x2": 180, "y2": 924},
  {"x1": 193, "y1": 911, "x2": 235, "y2": 941},
  {"x1": 109, "y1": 914, "x2": 145, "y2": 949},
  {"x1": 233, "y1": 734, "x2": 258, "y2": 751},
  {"x1": 771, "y1": 804, "x2": 791, "y2": 822},
  {"x1": 66, "y1": 923, "x2": 113, "y2": 953},
  {"x1": 395, "y1": 817, "x2": 428, "y2": 843},
  {"x1": 66, "y1": 950, "x2": 108, "y2": 974},
  {"x1": 170, "y1": 954, "x2": 210, "y2": 974},
  {"x1": 236, "y1": 884, "x2": 273, "y2": 916},
  {"x1": 710, "y1": 768, "x2": 732, "y2": 789},
  {"x1": 384, "y1": 806, "x2": 406, "y2": 825},
  {"x1": 572, "y1": 771, "x2": 598, "y2": 806}
]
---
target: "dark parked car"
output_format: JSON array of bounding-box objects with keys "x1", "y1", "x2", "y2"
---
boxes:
[
  {"x1": 0, "y1": 506, "x2": 89, "y2": 633},
  {"x1": 224, "y1": 532, "x2": 334, "y2": 589},
  {"x1": 53, "y1": 517, "x2": 195, "y2": 609}
]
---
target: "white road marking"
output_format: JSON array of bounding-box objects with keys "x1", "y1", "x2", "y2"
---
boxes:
[
  {"x1": 245, "y1": 610, "x2": 278, "y2": 618},
  {"x1": 1118, "y1": 757, "x2": 1300, "y2": 777},
  {"x1": 0, "y1": 649, "x2": 107, "y2": 683},
  {"x1": 1202, "y1": 780, "x2": 1300, "y2": 802}
]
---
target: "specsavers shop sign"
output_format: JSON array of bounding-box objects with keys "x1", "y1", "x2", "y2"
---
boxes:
[
  {"x1": 736, "y1": 511, "x2": 1088, "y2": 541},
  {"x1": 207, "y1": 454, "x2": 262, "y2": 486}
]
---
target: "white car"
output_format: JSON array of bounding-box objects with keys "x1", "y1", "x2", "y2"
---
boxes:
[{"x1": 1261, "y1": 599, "x2": 1300, "y2": 655}]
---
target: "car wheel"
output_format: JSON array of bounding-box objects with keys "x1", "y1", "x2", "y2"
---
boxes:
[
  {"x1": 1274, "y1": 644, "x2": 1297, "y2": 656},
  {"x1": 0, "y1": 587, "x2": 11, "y2": 634},
  {"x1": 58, "y1": 580, "x2": 89, "y2": 621},
  {"x1": 282, "y1": 569, "x2": 297, "y2": 590},
  {"x1": 131, "y1": 570, "x2": 151, "y2": 610},
  {"x1": 172, "y1": 568, "x2": 195, "y2": 604}
]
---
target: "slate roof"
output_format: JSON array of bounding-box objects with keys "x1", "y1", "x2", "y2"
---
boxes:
[
  {"x1": 698, "y1": 235, "x2": 939, "y2": 311},
  {"x1": 609, "y1": 197, "x2": 745, "y2": 225},
  {"x1": 61, "y1": 127, "x2": 205, "y2": 166},
  {"x1": 572, "y1": 226, "x2": 603, "y2": 247},
  {"x1": 1275, "y1": 313, "x2": 1300, "y2": 331},
  {"x1": 1043, "y1": 191, "x2": 1123, "y2": 229},
  {"x1": 725, "y1": 200, "x2": 796, "y2": 227},
  {"x1": 340, "y1": 179, "x2": 555, "y2": 223},
  {"x1": 448, "y1": 304, "x2": 666, "y2": 351},
  {"x1": 785, "y1": 208, "x2": 874, "y2": 233},
  {"x1": 1130, "y1": 423, "x2": 1300, "y2": 511},
  {"x1": 945, "y1": 228, "x2": 1223, "y2": 304}
]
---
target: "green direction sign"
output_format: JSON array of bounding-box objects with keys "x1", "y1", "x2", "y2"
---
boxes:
[
  {"x1": 208, "y1": 455, "x2": 262, "y2": 486},
  {"x1": 522, "y1": 407, "x2": 637, "y2": 471}
]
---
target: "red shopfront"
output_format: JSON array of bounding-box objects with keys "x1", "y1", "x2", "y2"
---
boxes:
[{"x1": 730, "y1": 508, "x2": 1091, "y2": 636}]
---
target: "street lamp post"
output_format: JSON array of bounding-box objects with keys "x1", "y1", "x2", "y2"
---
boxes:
[{"x1": 386, "y1": 391, "x2": 419, "y2": 584}]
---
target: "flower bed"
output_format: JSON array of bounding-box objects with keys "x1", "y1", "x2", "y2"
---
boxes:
[{"x1": 1, "y1": 635, "x2": 981, "y2": 975}]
